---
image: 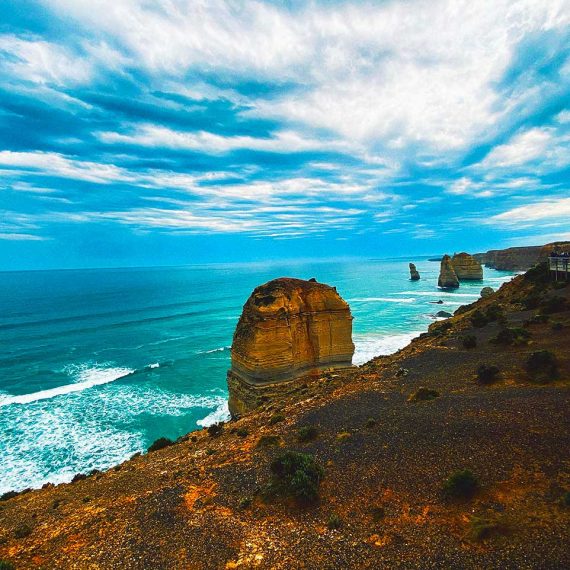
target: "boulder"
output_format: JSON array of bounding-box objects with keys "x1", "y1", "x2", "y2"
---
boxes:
[
  {"x1": 436, "y1": 310, "x2": 452, "y2": 318},
  {"x1": 227, "y1": 278, "x2": 354, "y2": 416},
  {"x1": 480, "y1": 286, "x2": 494, "y2": 298},
  {"x1": 451, "y1": 252, "x2": 483, "y2": 280},
  {"x1": 438, "y1": 255, "x2": 459, "y2": 289},
  {"x1": 409, "y1": 263, "x2": 420, "y2": 281}
]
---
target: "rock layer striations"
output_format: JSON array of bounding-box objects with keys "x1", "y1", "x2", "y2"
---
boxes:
[
  {"x1": 227, "y1": 278, "x2": 354, "y2": 416},
  {"x1": 451, "y1": 252, "x2": 483, "y2": 280},
  {"x1": 438, "y1": 255, "x2": 459, "y2": 288}
]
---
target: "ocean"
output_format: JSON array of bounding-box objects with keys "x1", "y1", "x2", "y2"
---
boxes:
[{"x1": 0, "y1": 258, "x2": 514, "y2": 493}]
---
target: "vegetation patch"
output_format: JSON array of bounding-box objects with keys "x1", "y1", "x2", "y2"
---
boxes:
[
  {"x1": 364, "y1": 418, "x2": 377, "y2": 428},
  {"x1": 560, "y1": 491, "x2": 570, "y2": 508},
  {"x1": 269, "y1": 413, "x2": 285, "y2": 425},
  {"x1": 476, "y1": 364, "x2": 500, "y2": 385},
  {"x1": 336, "y1": 431, "x2": 351, "y2": 442},
  {"x1": 540, "y1": 296, "x2": 568, "y2": 315},
  {"x1": 327, "y1": 513, "x2": 343, "y2": 530},
  {"x1": 236, "y1": 427, "x2": 249, "y2": 438},
  {"x1": 462, "y1": 335, "x2": 477, "y2": 349},
  {"x1": 442, "y1": 469, "x2": 478, "y2": 499},
  {"x1": 468, "y1": 516, "x2": 503, "y2": 541},
  {"x1": 408, "y1": 387, "x2": 440, "y2": 402},
  {"x1": 239, "y1": 497, "x2": 252, "y2": 509},
  {"x1": 207, "y1": 423, "x2": 223, "y2": 437},
  {"x1": 256, "y1": 434, "x2": 281, "y2": 448},
  {"x1": 263, "y1": 451, "x2": 324, "y2": 504},
  {"x1": 470, "y1": 310, "x2": 488, "y2": 328},
  {"x1": 147, "y1": 437, "x2": 174, "y2": 453},
  {"x1": 297, "y1": 425, "x2": 319, "y2": 443},
  {"x1": 0, "y1": 561, "x2": 15, "y2": 570},
  {"x1": 14, "y1": 523, "x2": 32, "y2": 539},
  {"x1": 526, "y1": 350, "x2": 559, "y2": 383},
  {"x1": 490, "y1": 327, "x2": 530, "y2": 346}
]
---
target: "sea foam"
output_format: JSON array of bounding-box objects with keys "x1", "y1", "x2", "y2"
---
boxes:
[{"x1": 353, "y1": 331, "x2": 422, "y2": 365}]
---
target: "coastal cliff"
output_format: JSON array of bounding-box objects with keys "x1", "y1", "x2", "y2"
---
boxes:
[
  {"x1": 475, "y1": 241, "x2": 570, "y2": 271},
  {"x1": 451, "y1": 252, "x2": 483, "y2": 280},
  {"x1": 1, "y1": 266, "x2": 569, "y2": 569},
  {"x1": 227, "y1": 278, "x2": 354, "y2": 416}
]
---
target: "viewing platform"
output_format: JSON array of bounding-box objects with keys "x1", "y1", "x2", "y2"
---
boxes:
[{"x1": 548, "y1": 254, "x2": 570, "y2": 281}]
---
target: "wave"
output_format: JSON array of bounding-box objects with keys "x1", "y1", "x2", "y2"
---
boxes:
[
  {"x1": 0, "y1": 364, "x2": 134, "y2": 407},
  {"x1": 349, "y1": 297, "x2": 416, "y2": 303},
  {"x1": 395, "y1": 291, "x2": 480, "y2": 298},
  {"x1": 196, "y1": 399, "x2": 231, "y2": 427},
  {"x1": 353, "y1": 331, "x2": 422, "y2": 365},
  {"x1": 199, "y1": 345, "x2": 231, "y2": 355}
]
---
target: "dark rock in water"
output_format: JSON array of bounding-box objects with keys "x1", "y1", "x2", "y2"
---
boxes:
[
  {"x1": 438, "y1": 255, "x2": 459, "y2": 289},
  {"x1": 227, "y1": 277, "x2": 354, "y2": 416},
  {"x1": 429, "y1": 300, "x2": 444, "y2": 304},
  {"x1": 409, "y1": 263, "x2": 420, "y2": 281},
  {"x1": 481, "y1": 286, "x2": 494, "y2": 298},
  {"x1": 436, "y1": 311, "x2": 453, "y2": 318}
]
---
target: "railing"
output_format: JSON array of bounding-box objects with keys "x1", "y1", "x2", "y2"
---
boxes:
[{"x1": 548, "y1": 255, "x2": 570, "y2": 281}]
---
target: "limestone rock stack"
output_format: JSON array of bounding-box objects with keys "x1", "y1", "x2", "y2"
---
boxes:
[
  {"x1": 227, "y1": 278, "x2": 354, "y2": 417},
  {"x1": 438, "y1": 255, "x2": 459, "y2": 289},
  {"x1": 451, "y1": 252, "x2": 483, "y2": 280},
  {"x1": 409, "y1": 263, "x2": 420, "y2": 281}
]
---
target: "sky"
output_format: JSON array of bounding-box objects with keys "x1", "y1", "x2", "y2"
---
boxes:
[{"x1": 0, "y1": 0, "x2": 569, "y2": 270}]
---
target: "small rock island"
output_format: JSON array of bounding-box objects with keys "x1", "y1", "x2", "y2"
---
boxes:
[
  {"x1": 409, "y1": 262, "x2": 420, "y2": 280},
  {"x1": 227, "y1": 278, "x2": 355, "y2": 416},
  {"x1": 438, "y1": 254, "x2": 460, "y2": 288}
]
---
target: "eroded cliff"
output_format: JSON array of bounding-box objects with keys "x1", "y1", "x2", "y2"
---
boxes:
[
  {"x1": 227, "y1": 278, "x2": 354, "y2": 416},
  {"x1": 451, "y1": 252, "x2": 483, "y2": 280}
]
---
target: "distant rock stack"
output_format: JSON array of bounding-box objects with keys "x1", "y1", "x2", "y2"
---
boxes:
[
  {"x1": 451, "y1": 252, "x2": 483, "y2": 280},
  {"x1": 409, "y1": 263, "x2": 420, "y2": 281},
  {"x1": 227, "y1": 278, "x2": 354, "y2": 417},
  {"x1": 438, "y1": 255, "x2": 459, "y2": 289}
]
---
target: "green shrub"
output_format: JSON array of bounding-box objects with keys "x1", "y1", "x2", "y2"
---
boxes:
[
  {"x1": 476, "y1": 365, "x2": 500, "y2": 385},
  {"x1": 147, "y1": 437, "x2": 174, "y2": 453},
  {"x1": 0, "y1": 491, "x2": 19, "y2": 502},
  {"x1": 524, "y1": 262, "x2": 549, "y2": 285},
  {"x1": 551, "y1": 322, "x2": 565, "y2": 331},
  {"x1": 0, "y1": 561, "x2": 15, "y2": 570},
  {"x1": 14, "y1": 523, "x2": 32, "y2": 539},
  {"x1": 264, "y1": 451, "x2": 324, "y2": 504},
  {"x1": 462, "y1": 335, "x2": 477, "y2": 349},
  {"x1": 327, "y1": 513, "x2": 343, "y2": 530},
  {"x1": 364, "y1": 418, "x2": 377, "y2": 428},
  {"x1": 443, "y1": 469, "x2": 478, "y2": 499},
  {"x1": 207, "y1": 423, "x2": 223, "y2": 437},
  {"x1": 236, "y1": 427, "x2": 249, "y2": 438},
  {"x1": 71, "y1": 473, "x2": 87, "y2": 483},
  {"x1": 205, "y1": 448, "x2": 216, "y2": 456},
  {"x1": 522, "y1": 294, "x2": 541, "y2": 310},
  {"x1": 408, "y1": 387, "x2": 440, "y2": 402},
  {"x1": 370, "y1": 506, "x2": 385, "y2": 522},
  {"x1": 256, "y1": 434, "x2": 281, "y2": 448},
  {"x1": 561, "y1": 491, "x2": 570, "y2": 507},
  {"x1": 491, "y1": 327, "x2": 530, "y2": 346},
  {"x1": 526, "y1": 350, "x2": 559, "y2": 382},
  {"x1": 468, "y1": 516, "x2": 501, "y2": 541},
  {"x1": 485, "y1": 304, "x2": 505, "y2": 323},
  {"x1": 297, "y1": 426, "x2": 318, "y2": 443},
  {"x1": 470, "y1": 310, "x2": 488, "y2": 328},
  {"x1": 269, "y1": 413, "x2": 285, "y2": 425},
  {"x1": 336, "y1": 431, "x2": 351, "y2": 442},
  {"x1": 239, "y1": 497, "x2": 252, "y2": 509}
]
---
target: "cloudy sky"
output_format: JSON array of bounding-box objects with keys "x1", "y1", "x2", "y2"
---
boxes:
[{"x1": 1, "y1": 0, "x2": 569, "y2": 269}]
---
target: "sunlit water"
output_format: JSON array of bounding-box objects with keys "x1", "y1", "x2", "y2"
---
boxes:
[{"x1": 0, "y1": 258, "x2": 513, "y2": 493}]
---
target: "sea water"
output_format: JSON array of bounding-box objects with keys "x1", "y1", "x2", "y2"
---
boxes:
[{"x1": 0, "y1": 259, "x2": 514, "y2": 493}]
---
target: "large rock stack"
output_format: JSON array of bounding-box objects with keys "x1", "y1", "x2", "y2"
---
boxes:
[
  {"x1": 451, "y1": 252, "x2": 483, "y2": 280},
  {"x1": 409, "y1": 263, "x2": 420, "y2": 281},
  {"x1": 227, "y1": 278, "x2": 354, "y2": 417},
  {"x1": 438, "y1": 255, "x2": 459, "y2": 289}
]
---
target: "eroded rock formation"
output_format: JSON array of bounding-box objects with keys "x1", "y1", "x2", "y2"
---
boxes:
[
  {"x1": 227, "y1": 278, "x2": 354, "y2": 416},
  {"x1": 438, "y1": 255, "x2": 459, "y2": 289},
  {"x1": 451, "y1": 252, "x2": 483, "y2": 280},
  {"x1": 409, "y1": 263, "x2": 420, "y2": 281},
  {"x1": 474, "y1": 241, "x2": 570, "y2": 271}
]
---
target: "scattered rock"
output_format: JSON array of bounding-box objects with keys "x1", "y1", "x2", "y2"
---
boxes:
[
  {"x1": 481, "y1": 286, "x2": 494, "y2": 298},
  {"x1": 436, "y1": 311, "x2": 452, "y2": 318}
]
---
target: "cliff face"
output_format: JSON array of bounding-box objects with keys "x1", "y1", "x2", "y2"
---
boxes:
[
  {"x1": 451, "y1": 252, "x2": 483, "y2": 280},
  {"x1": 227, "y1": 278, "x2": 354, "y2": 416},
  {"x1": 475, "y1": 241, "x2": 570, "y2": 271},
  {"x1": 438, "y1": 255, "x2": 459, "y2": 288},
  {"x1": 409, "y1": 263, "x2": 420, "y2": 280}
]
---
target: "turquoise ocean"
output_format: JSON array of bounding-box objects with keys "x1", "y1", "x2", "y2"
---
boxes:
[{"x1": 0, "y1": 259, "x2": 514, "y2": 493}]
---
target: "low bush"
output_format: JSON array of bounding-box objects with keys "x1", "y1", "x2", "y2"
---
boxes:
[
  {"x1": 540, "y1": 296, "x2": 569, "y2": 315},
  {"x1": 408, "y1": 387, "x2": 440, "y2": 402},
  {"x1": 476, "y1": 365, "x2": 500, "y2": 385},
  {"x1": 297, "y1": 426, "x2": 319, "y2": 443},
  {"x1": 491, "y1": 327, "x2": 530, "y2": 346},
  {"x1": 561, "y1": 491, "x2": 570, "y2": 507},
  {"x1": 327, "y1": 513, "x2": 343, "y2": 530},
  {"x1": 239, "y1": 497, "x2": 252, "y2": 509},
  {"x1": 336, "y1": 431, "x2": 351, "y2": 442},
  {"x1": 147, "y1": 437, "x2": 174, "y2": 453},
  {"x1": 526, "y1": 350, "x2": 559, "y2": 382},
  {"x1": 370, "y1": 506, "x2": 385, "y2": 522},
  {"x1": 256, "y1": 434, "x2": 281, "y2": 448},
  {"x1": 0, "y1": 560, "x2": 15, "y2": 570},
  {"x1": 522, "y1": 294, "x2": 541, "y2": 310},
  {"x1": 485, "y1": 304, "x2": 505, "y2": 323},
  {"x1": 264, "y1": 451, "x2": 324, "y2": 504},
  {"x1": 523, "y1": 314, "x2": 549, "y2": 326},
  {"x1": 0, "y1": 491, "x2": 19, "y2": 502},
  {"x1": 551, "y1": 322, "x2": 565, "y2": 331},
  {"x1": 207, "y1": 423, "x2": 223, "y2": 437},
  {"x1": 462, "y1": 335, "x2": 477, "y2": 349},
  {"x1": 524, "y1": 261, "x2": 550, "y2": 285},
  {"x1": 468, "y1": 516, "x2": 502, "y2": 541},
  {"x1": 442, "y1": 469, "x2": 478, "y2": 499},
  {"x1": 14, "y1": 523, "x2": 32, "y2": 539},
  {"x1": 71, "y1": 473, "x2": 88, "y2": 483},
  {"x1": 364, "y1": 418, "x2": 377, "y2": 428},
  {"x1": 269, "y1": 413, "x2": 285, "y2": 425},
  {"x1": 470, "y1": 310, "x2": 488, "y2": 328},
  {"x1": 236, "y1": 427, "x2": 249, "y2": 438},
  {"x1": 205, "y1": 448, "x2": 216, "y2": 456}
]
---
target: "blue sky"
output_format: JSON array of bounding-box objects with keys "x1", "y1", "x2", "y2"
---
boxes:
[{"x1": 0, "y1": 0, "x2": 569, "y2": 270}]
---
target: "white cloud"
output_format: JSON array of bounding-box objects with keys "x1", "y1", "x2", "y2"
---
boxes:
[
  {"x1": 490, "y1": 197, "x2": 570, "y2": 225},
  {"x1": 481, "y1": 128, "x2": 553, "y2": 168}
]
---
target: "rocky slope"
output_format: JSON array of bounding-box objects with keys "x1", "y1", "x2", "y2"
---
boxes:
[
  {"x1": 475, "y1": 241, "x2": 570, "y2": 271},
  {"x1": 227, "y1": 278, "x2": 355, "y2": 416},
  {"x1": 1, "y1": 265, "x2": 569, "y2": 570}
]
